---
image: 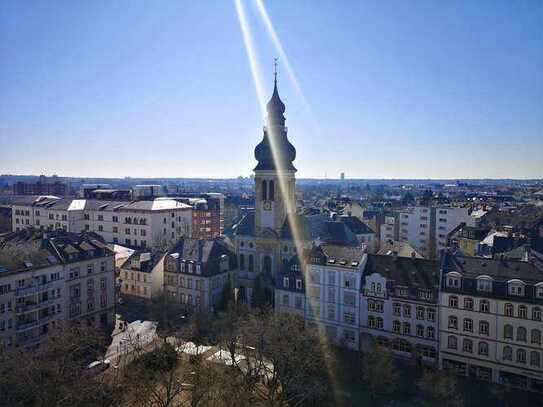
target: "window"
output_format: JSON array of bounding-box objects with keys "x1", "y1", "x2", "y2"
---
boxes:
[
  {"x1": 239, "y1": 254, "x2": 245, "y2": 271},
  {"x1": 344, "y1": 292, "x2": 356, "y2": 306},
  {"x1": 508, "y1": 281, "x2": 525, "y2": 296},
  {"x1": 427, "y1": 326, "x2": 435, "y2": 339},
  {"x1": 446, "y1": 274, "x2": 460, "y2": 288},
  {"x1": 477, "y1": 277, "x2": 493, "y2": 292},
  {"x1": 403, "y1": 304, "x2": 411, "y2": 317},
  {"x1": 462, "y1": 339, "x2": 473, "y2": 353},
  {"x1": 393, "y1": 303, "x2": 401, "y2": 316},
  {"x1": 530, "y1": 351, "x2": 540, "y2": 367},
  {"x1": 261, "y1": 180, "x2": 267, "y2": 200},
  {"x1": 296, "y1": 279, "x2": 302, "y2": 290},
  {"x1": 448, "y1": 316, "x2": 458, "y2": 330},
  {"x1": 464, "y1": 298, "x2": 473, "y2": 310},
  {"x1": 416, "y1": 306, "x2": 424, "y2": 320},
  {"x1": 517, "y1": 349, "x2": 526, "y2": 364},
  {"x1": 504, "y1": 303, "x2": 514, "y2": 317},
  {"x1": 517, "y1": 327, "x2": 527, "y2": 342},
  {"x1": 248, "y1": 255, "x2": 254, "y2": 272},
  {"x1": 392, "y1": 320, "x2": 400, "y2": 333},
  {"x1": 531, "y1": 329, "x2": 541, "y2": 345},
  {"x1": 416, "y1": 325, "x2": 424, "y2": 337},
  {"x1": 479, "y1": 321, "x2": 489, "y2": 336},
  {"x1": 447, "y1": 336, "x2": 457, "y2": 350},
  {"x1": 344, "y1": 311, "x2": 355, "y2": 325},
  {"x1": 463, "y1": 318, "x2": 473, "y2": 333},
  {"x1": 503, "y1": 346, "x2": 512, "y2": 361},
  {"x1": 478, "y1": 342, "x2": 489, "y2": 356},
  {"x1": 295, "y1": 296, "x2": 303, "y2": 309},
  {"x1": 283, "y1": 277, "x2": 289, "y2": 289},
  {"x1": 427, "y1": 308, "x2": 435, "y2": 322},
  {"x1": 480, "y1": 300, "x2": 490, "y2": 313},
  {"x1": 282, "y1": 294, "x2": 289, "y2": 306},
  {"x1": 533, "y1": 307, "x2": 542, "y2": 321},
  {"x1": 368, "y1": 316, "x2": 376, "y2": 328},
  {"x1": 449, "y1": 296, "x2": 458, "y2": 308},
  {"x1": 376, "y1": 317, "x2": 384, "y2": 330},
  {"x1": 403, "y1": 322, "x2": 411, "y2": 335},
  {"x1": 504, "y1": 324, "x2": 513, "y2": 339},
  {"x1": 518, "y1": 305, "x2": 528, "y2": 319},
  {"x1": 269, "y1": 180, "x2": 275, "y2": 200}
]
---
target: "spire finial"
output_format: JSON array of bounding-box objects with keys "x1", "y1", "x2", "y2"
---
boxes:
[{"x1": 274, "y1": 57, "x2": 278, "y2": 85}]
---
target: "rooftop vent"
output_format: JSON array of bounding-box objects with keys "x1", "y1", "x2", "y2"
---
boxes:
[
  {"x1": 328, "y1": 259, "x2": 336, "y2": 264},
  {"x1": 351, "y1": 261, "x2": 359, "y2": 267},
  {"x1": 339, "y1": 260, "x2": 347, "y2": 265}
]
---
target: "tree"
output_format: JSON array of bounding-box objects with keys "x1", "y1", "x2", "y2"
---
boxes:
[
  {"x1": 216, "y1": 276, "x2": 234, "y2": 312},
  {"x1": 360, "y1": 344, "x2": 397, "y2": 402},
  {"x1": 419, "y1": 368, "x2": 464, "y2": 407},
  {"x1": 0, "y1": 325, "x2": 121, "y2": 407},
  {"x1": 150, "y1": 292, "x2": 184, "y2": 340},
  {"x1": 251, "y1": 274, "x2": 268, "y2": 309}
]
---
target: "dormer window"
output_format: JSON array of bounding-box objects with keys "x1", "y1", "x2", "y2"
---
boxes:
[
  {"x1": 196, "y1": 264, "x2": 201, "y2": 274},
  {"x1": 536, "y1": 283, "x2": 543, "y2": 299},
  {"x1": 508, "y1": 279, "x2": 526, "y2": 297},
  {"x1": 476, "y1": 275, "x2": 493, "y2": 293},
  {"x1": 446, "y1": 272, "x2": 461, "y2": 289},
  {"x1": 296, "y1": 279, "x2": 302, "y2": 290},
  {"x1": 283, "y1": 277, "x2": 289, "y2": 289}
]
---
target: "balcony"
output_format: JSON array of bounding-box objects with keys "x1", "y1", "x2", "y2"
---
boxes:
[
  {"x1": 16, "y1": 314, "x2": 57, "y2": 332},
  {"x1": 15, "y1": 281, "x2": 57, "y2": 298},
  {"x1": 15, "y1": 297, "x2": 60, "y2": 314}
]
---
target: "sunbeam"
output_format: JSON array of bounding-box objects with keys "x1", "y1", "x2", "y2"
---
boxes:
[{"x1": 234, "y1": 0, "x2": 267, "y2": 117}]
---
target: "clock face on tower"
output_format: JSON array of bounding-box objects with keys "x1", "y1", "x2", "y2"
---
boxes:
[{"x1": 263, "y1": 201, "x2": 272, "y2": 211}]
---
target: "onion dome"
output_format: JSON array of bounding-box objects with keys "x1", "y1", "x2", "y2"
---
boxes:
[{"x1": 254, "y1": 73, "x2": 296, "y2": 172}]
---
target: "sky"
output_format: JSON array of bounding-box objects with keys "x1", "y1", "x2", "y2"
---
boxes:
[{"x1": 1, "y1": 0, "x2": 542, "y2": 179}]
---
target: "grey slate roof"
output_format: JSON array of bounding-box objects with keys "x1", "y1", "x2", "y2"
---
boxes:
[{"x1": 339, "y1": 216, "x2": 375, "y2": 235}]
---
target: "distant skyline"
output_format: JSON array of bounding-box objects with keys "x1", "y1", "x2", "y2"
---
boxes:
[{"x1": 1, "y1": 1, "x2": 542, "y2": 179}]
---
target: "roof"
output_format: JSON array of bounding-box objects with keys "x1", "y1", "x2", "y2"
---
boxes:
[
  {"x1": 0, "y1": 229, "x2": 113, "y2": 275},
  {"x1": 442, "y1": 252, "x2": 543, "y2": 284},
  {"x1": 12, "y1": 197, "x2": 191, "y2": 212},
  {"x1": 339, "y1": 216, "x2": 375, "y2": 235},
  {"x1": 165, "y1": 236, "x2": 236, "y2": 276},
  {"x1": 364, "y1": 254, "x2": 440, "y2": 290},
  {"x1": 280, "y1": 214, "x2": 359, "y2": 245},
  {"x1": 120, "y1": 250, "x2": 164, "y2": 273},
  {"x1": 377, "y1": 240, "x2": 423, "y2": 258}
]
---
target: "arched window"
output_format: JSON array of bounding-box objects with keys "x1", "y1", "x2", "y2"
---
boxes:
[
  {"x1": 478, "y1": 342, "x2": 489, "y2": 356},
  {"x1": 533, "y1": 307, "x2": 542, "y2": 321},
  {"x1": 447, "y1": 335, "x2": 457, "y2": 350},
  {"x1": 263, "y1": 255, "x2": 272, "y2": 274},
  {"x1": 517, "y1": 349, "x2": 526, "y2": 364},
  {"x1": 239, "y1": 254, "x2": 245, "y2": 271},
  {"x1": 531, "y1": 351, "x2": 540, "y2": 367},
  {"x1": 479, "y1": 299, "x2": 490, "y2": 313},
  {"x1": 262, "y1": 180, "x2": 268, "y2": 201},
  {"x1": 532, "y1": 329, "x2": 541, "y2": 345},
  {"x1": 479, "y1": 321, "x2": 489, "y2": 336},
  {"x1": 464, "y1": 298, "x2": 473, "y2": 310},
  {"x1": 504, "y1": 303, "x2": 514, "y2": 317},
  {"x1": 448, "y1": 316, "x2": 458, "y2": 330},
  {"x1": 248, "y1": 254, "x2": 254, "y2": 272},
  {"x1": 504, "y1": 324, "x2": 514, "y2": 339},
  {"x1": 517, "y1": 327, "x2": 527, "y2": 342},
  {"x1": 462, "y1": 339, "x2": 473, "y2": 353},
  {"x1": 269, "y1": 180, "x2": 275, "y2": 201},
  {"x1": 518, "y1": 305, "x2": 528, "y2": 319},
  {"x1": 503, "y1": 346, "x2": 512, "y2": 361}
]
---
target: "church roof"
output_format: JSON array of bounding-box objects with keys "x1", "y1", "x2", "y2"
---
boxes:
[{"x1": 280, "y1": 213, "x2": 359, "y2": 245}]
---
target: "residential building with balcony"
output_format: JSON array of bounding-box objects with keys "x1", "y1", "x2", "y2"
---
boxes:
[
  {"x1": 439, "y1": 252, "x2": 543, "y2": 390},
  {"x1": 0, "y1": 229, "x2": 115, "y2": 348}
]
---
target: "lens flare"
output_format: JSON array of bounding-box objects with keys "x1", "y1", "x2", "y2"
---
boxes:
[{"x1": 235, "y1": 0, "x2": 266, "y2": 117}]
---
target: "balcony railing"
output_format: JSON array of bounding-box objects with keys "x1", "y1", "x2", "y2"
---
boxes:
[
  {"x1": 15, "y1": 281, "x2": 58, "y2": 298},
  {"x1": 15, "y1": 297, "x2": 60, "y2": 314},
  {"x1": 16, "y1": 314, "x2": 57, "y2": 332}
]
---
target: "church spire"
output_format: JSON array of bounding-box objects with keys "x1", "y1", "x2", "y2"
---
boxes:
[{"x1": 266, "y1": 58, "x2": 285, "y2": 125}]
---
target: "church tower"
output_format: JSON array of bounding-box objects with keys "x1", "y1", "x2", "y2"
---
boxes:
[{"x1": 254, "y1": 66, "x2": 297, "y2": 237}]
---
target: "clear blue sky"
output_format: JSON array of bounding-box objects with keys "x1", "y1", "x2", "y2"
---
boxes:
[{"x1": 1, "y1": 1, "x2": 542, "y2": 179}]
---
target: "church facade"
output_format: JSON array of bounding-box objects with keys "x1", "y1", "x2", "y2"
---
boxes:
[{"x1": 233, "y1": 75, "x2": 359, "y2": 303}]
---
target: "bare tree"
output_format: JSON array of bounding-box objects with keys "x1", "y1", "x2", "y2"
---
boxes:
[
  {"x1": 360, "y1": 344, "x2": 398, "y2": 402},
  {"x1": 419, "y1": 368, "x2": 464, "y2": 407}
]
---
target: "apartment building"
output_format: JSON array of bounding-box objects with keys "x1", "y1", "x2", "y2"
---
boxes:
[
  {"x1": 11, "y1": 196, "x2": 192, "y2": 249},
  {"x1": 397, "y1": 206, "x2": 475, "y2": 259},
  {"x1": 439, "y1": 253, "x2": 543, "y2": 390},
  {"x1": 379, "y1": 215, "x2": 397, "y2": 249},
  {"x1": 360, "y1": 255, "x2": 440, "y2": 363},
  {"x1": 119, "y1": 251, "x2": 165, "y2": 300},
  {"x1": 0, "y1": 229, "x2": 116, "y2": 348},
  {"x1": 275, "y1": 244, "x2": 366, "y2": 350},
  {"x1": 163, "y1": 237, "x2": 236, "y2": 313}
]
